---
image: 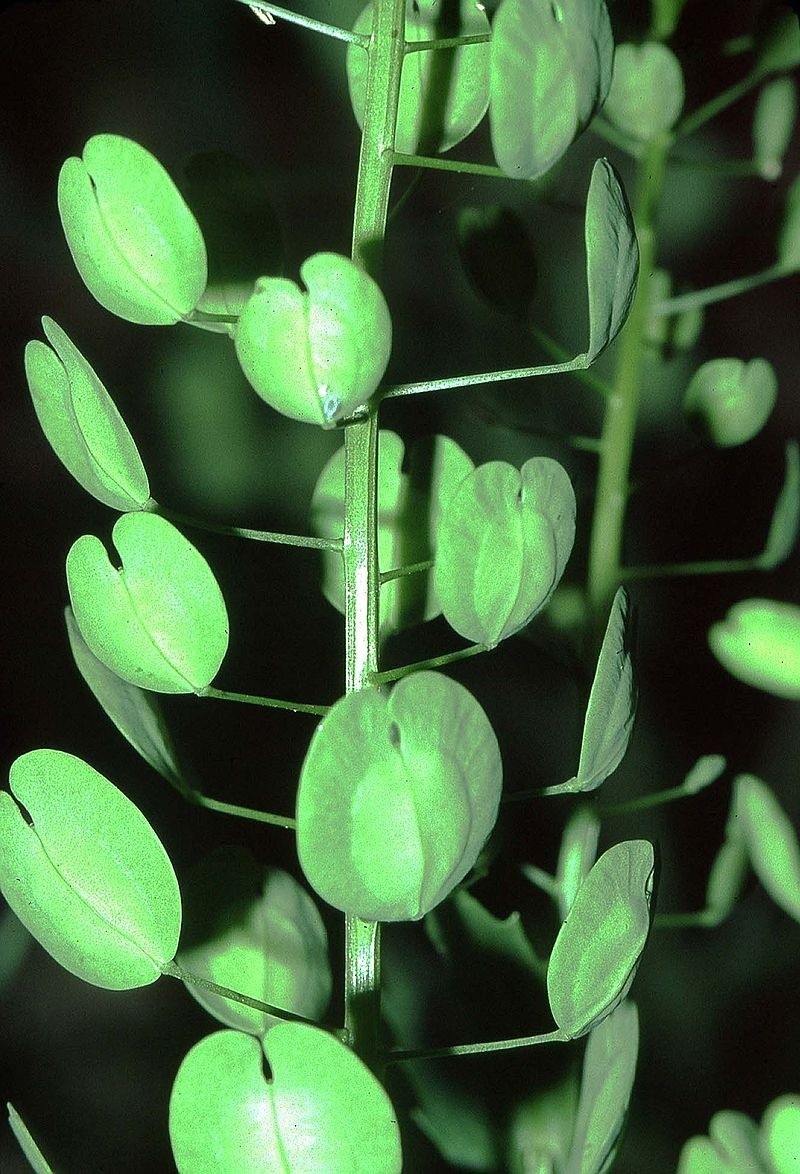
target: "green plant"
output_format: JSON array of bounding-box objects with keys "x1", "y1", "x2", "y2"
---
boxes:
[{"x1": 3, "y1": 0, "x2": 800, "y2": 1169}]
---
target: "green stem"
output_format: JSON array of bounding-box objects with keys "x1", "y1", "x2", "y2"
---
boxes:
[
  {"x1": 200, "y1": 685, "x2": 329, "y2": 716},
  {"x1": 379, "y1": 557, "x2": 434, "y2": 584},
  {"x1": 390, "y1": 150, "x2": 510, "y2": 179},
  {"x1": 385, "y1": 1027, "x2": 566, "y2": 1064},
  {"x1": 586, "y1": 135, "x2": 670, "y2": 633},
  {"x1": 149, "y1": 501, "x2": 341, "y2": 550},
  {"x1": 404, "y1": 33, "x2": 491, "y2": 52},
  {"x1": 188, "y1": 791, "x2": 296, "y2": 828},
  {"x1": 622, "y1": 554, "x2": 762, "y2": 582},
  {"x1": 676, "y1": 70, "x2": 761, "y2": 139},
  {"x1": 528, "y1": 323, "x2": 612, "y2": 398},
  {"x1": 342, "y1": 0, "x2": 406, "y2": 1072},
  {"x1": 370, "y1": 641, "x2": 488, "y2": 685},
  {"x1": 239, "y1": 0, "x2": 369, "y2": 46},
  {"x1": 382, "y1": 354, "x2": 587, "y2": 400},
  {"x1": 163, "y1": 960, "x2": 342, "y2": 1031},
  {"x1": 651, "y1": 264, "x2": 788, "y2": 316}
]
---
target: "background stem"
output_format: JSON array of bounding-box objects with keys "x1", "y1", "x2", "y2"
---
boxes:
[{"x1": 342, "y1": 0, "x2": 406, "y2": 1071}]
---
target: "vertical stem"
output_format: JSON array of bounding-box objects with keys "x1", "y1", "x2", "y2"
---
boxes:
[
  {"x1": 586, "y1": 135, "x2": 671, "y2": 637},
  {"x1": 342, "y1": 0, "x2": 406, "y2": 1071}
]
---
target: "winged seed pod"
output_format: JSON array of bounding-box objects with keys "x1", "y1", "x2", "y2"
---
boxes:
[
  {"x1": 58, "y1": 134, "x2": 207, "y2": 325},
  {"x1": 234, "y1": 252, "x2": 392, "y2": 427},
  {"x1": 24, "y1": 316, "x2": 151, "y2": 511}
]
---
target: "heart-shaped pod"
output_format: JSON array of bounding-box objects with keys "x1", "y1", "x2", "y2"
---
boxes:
[
  {"x1": 489, "y1": 0, "x2": 613, "y2": 179},
  {"x1": 0, "y1": 749, "x2": 181, "y2": 989},
  {"x1": 296, "y1": 671, "x2": 502, "y2": 922},
  {"x1": 708, "y1": 598, "x2": 800, "y2": 699},
  {"x1": 547, "y1": 840, "x2": 654, "y2": 1039},
  {"x1": 66, "y1": 512, "x2": 229, "y2": 694},
  {"x1": 234, "y1": 252, "x2": 392, "y2": 427},
  {"x1": 24, "y1": 316, "x2": 151, "y2": 511},
  {"x1": 347, "y1": 0, "x2": 491, "y2": 156},
  {"x1": 434, "y1": 457, "x2": 576, "y2": 646},
  {"x1": 178, "y1": 850, "x2": 332, "y2": 1037},
  {"x1": 169, "y1": 1025, "x2": 402, "y2": 1172},
  {"x1": 684, "y1": 357, "x2": 777, "y2": 448},
  {"x1": 603, "y1": 42, "x2": 684, "y2": 142},
  {"x1": 58, "y1": 134, "x2": 207, "y2": 325}
]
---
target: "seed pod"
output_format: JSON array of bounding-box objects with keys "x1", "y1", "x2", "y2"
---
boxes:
[
  {"x1": 683, "y1": 357, "x2": 777, "y2": 448},
  {"x1": 234, "y1": 252, "x2": 392, "y2": 427},
  {"x1": 58, "y1": 135, "x2": 207, "y2": 325}
]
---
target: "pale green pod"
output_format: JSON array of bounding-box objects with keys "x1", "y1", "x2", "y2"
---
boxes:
[
  {"x1": 347, "y1": 0, "x2": 491, "y2": 155},
  {"x1": 760, "y1": 1093, "x2": 800, "y2": 1174},
  {"x1": 777, "y1": 172, "x2": 800, "y2": 272},
  {"x1": 234, "y1": 252, "x2": 392, "y2": 426},
  {"x1": 708, "y1": 598, "x2": 800, "y2": 699},
  {"x1": 169, "y1": 1025, "x2": 402, "y2": 1173},
  {"x1": 24, "y1": 316, "x2": 150, "y2": 510},
  {"x1": 584, "y1": 158, "x2": 639, "y2": 364},
  {"x1": 490, "y1": 0, "x2": 613, "y2": 179},
  {"x1": 753, "y1": 77, "x2": 797, "y2": 181},
  {"x1": 178, "y1": 852, "x2": 332, "y2": 1038},
  {"x1": 603, "y1": 42, "x2": 684, "y2": 141},
  {"x1": 296, "y1": 671, "x2": 502, "y2": 923},
  {"x1": 565, "y1": 1001, "x2": 639, "y2": 1174},
  {"x1": 683, "y1": 357, "x2": 777, "y2": 448},
  {"x1": 433, "y1": 457, "x2": 576, "y2": 646},
  {"x1": 735, "y1": 775, "x2": 800, "y2": 923},
  {"x1": 7, "y1": 1104, "x2": 55, "y2": 1174},
  {"x1": 758, "y1": 442, "x2": 800, "y2": 570},
  {"x1": 0, "y1": 750, "x2": 181, "y2": 990},
  {"x1": 66, "y1": 512, "x2": 229, "y2": 694},
  {"x1": 547, "y1": 840, "x2": 654, "y2": 1038},
  {"x1": 58, "y1": 134, "x2": 207, "y2": 325}
]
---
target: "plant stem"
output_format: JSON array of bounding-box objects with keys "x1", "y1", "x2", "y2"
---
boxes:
[
  {"x1": 342, "y1": 0, "x2": 406, "y2": 1072},
  {"x1": 385, "y1": 1027, "x2": 566, "y2": 1064},
  {"x1": 586, "y1": 134, "x2": 670, "y2": 634},
  {"x1": 651, "y1": 263, "x2": 788, "y2": 316},
  {"x1": 676, "y1": 70, "x2": 761, "y2": 139},
  {"x1": 149, "y1": 501, "x2": 341, "y2": 549},
  {"x1": 240, "y1": 0, "x2": 369, "y2": 46},
  {"x1": 201, "y1": 685, "x2": 329, "y2": 716},
  {"x1": 382, "y1": 353, "x2": 587, "y2": 399}
]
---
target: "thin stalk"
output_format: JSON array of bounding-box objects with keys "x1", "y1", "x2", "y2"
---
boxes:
[
  {"x1": 390, "y1": 150, "x2": 510, "y2": 179},
  {"x1": 149, "y1": 502, "x2": 341, "y2": 549},
  {"x1": 200, "y1": 685, "x2": 329, "y2": 716},
  {"x1": 382, "y1": 354, "x2": 587, "y2": 399},
  {"x1": 651, "y1": 263, "x2": 788, "y2": 316},
  {"x1": 404, "y1": 33, "x2": 491, "y2": 52},
  {"x1": 342, "y1": 0, "x2": 406, "y2": 1073},
  {"x1": 371, "y1": 641, "x2": 488, "y2": 685},
  {"x1": 385, "y1": 1027, "x2": 566, "y2": 1064},
  {"x1": 586, "y1": 134, "x2": 671, "y2": 634},
  {"x1": 676, "y1": 70, "x2": 762, "y2": 139},
  {"x1": 239, "y1": 0, "x2": 369, "y2": 46}
]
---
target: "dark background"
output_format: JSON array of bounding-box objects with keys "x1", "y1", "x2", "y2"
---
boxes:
[{"x1": 1, "y1": 0, "x2": 799, "y2": 1169}]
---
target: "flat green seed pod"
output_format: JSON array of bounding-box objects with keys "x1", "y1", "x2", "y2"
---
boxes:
[
  {"x1": 777, "y1": 172, "x2": 800, "y2": 272},
  {"x1": 7, "y1": 1104, "x2": 55, "y2": 1174},
  {"x1": 169, "y1": 1025, "x2": 402, "y2": 1173},
  {"x1": 0, "y1": 749, "x2": 181, "y2": 989},
  {"x1": 434, "y1": 456, "x2": 576, "y2": 646},
  {"x1": 296, "y1": 671, "x2": 502, "y2": 922},
  {"x1": 584, "y1": 158, "x2": 639, "y2": 364},
  {"x1": 347, "y1": 0, "x2": 491, "y2": 156},
  {"x1": 24, "y1": 317, "x2": 150, "y2": 511},
  {"x1": 760, "y1": 1094, "x2": 800, "y2": 1174},
  {"x1": 547, "y1": 840, "x2": 654, "y2": 1038},
  {"x1": 66, "y1": 512, "x2": 229, "y2": 694},
  {"x1": 178, "y1": 852, "x2": 332, "y2": 1038},
  {"x1": 234, "y1": 251, "x2": 392, "y2": 426},
  {"x1": 759, "y1": 442, "x2": 800, "y2": 570},
  {"x1": 683, "y1": 357, "x2": 777, "y2": 448},
  {"x1": 753, "y1": 78, "x2": 797, "y2": 181},
  {"x1": 565, "y1": 1001, "x2": 639, "y2": 1174},
  {"x1": 735, "y1": 775, "x2": 800, "y2": 923},
  {"x1": 58, "y1": 134, "x2": 207, "y2": 324},
  {"x1": 489, "y1": 0, "x2": 613, "y2": 179},
  {"x1": 603, "y1": 42, "x2": 685, "y2": 142},
  {"x1": 708, "y1": 598, "x2": 800, "y2": 699}
]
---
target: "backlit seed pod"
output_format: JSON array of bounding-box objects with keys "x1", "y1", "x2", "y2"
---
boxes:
[
  {"x1": 58, "y1": 135, "x2": 207, "y2": 325},
  {"x1": 683, "y1": 357, "x2": 777, "y2": 447},
  {"x1": 234, "y1": 252, "x2": 392, "y2": 427}
]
